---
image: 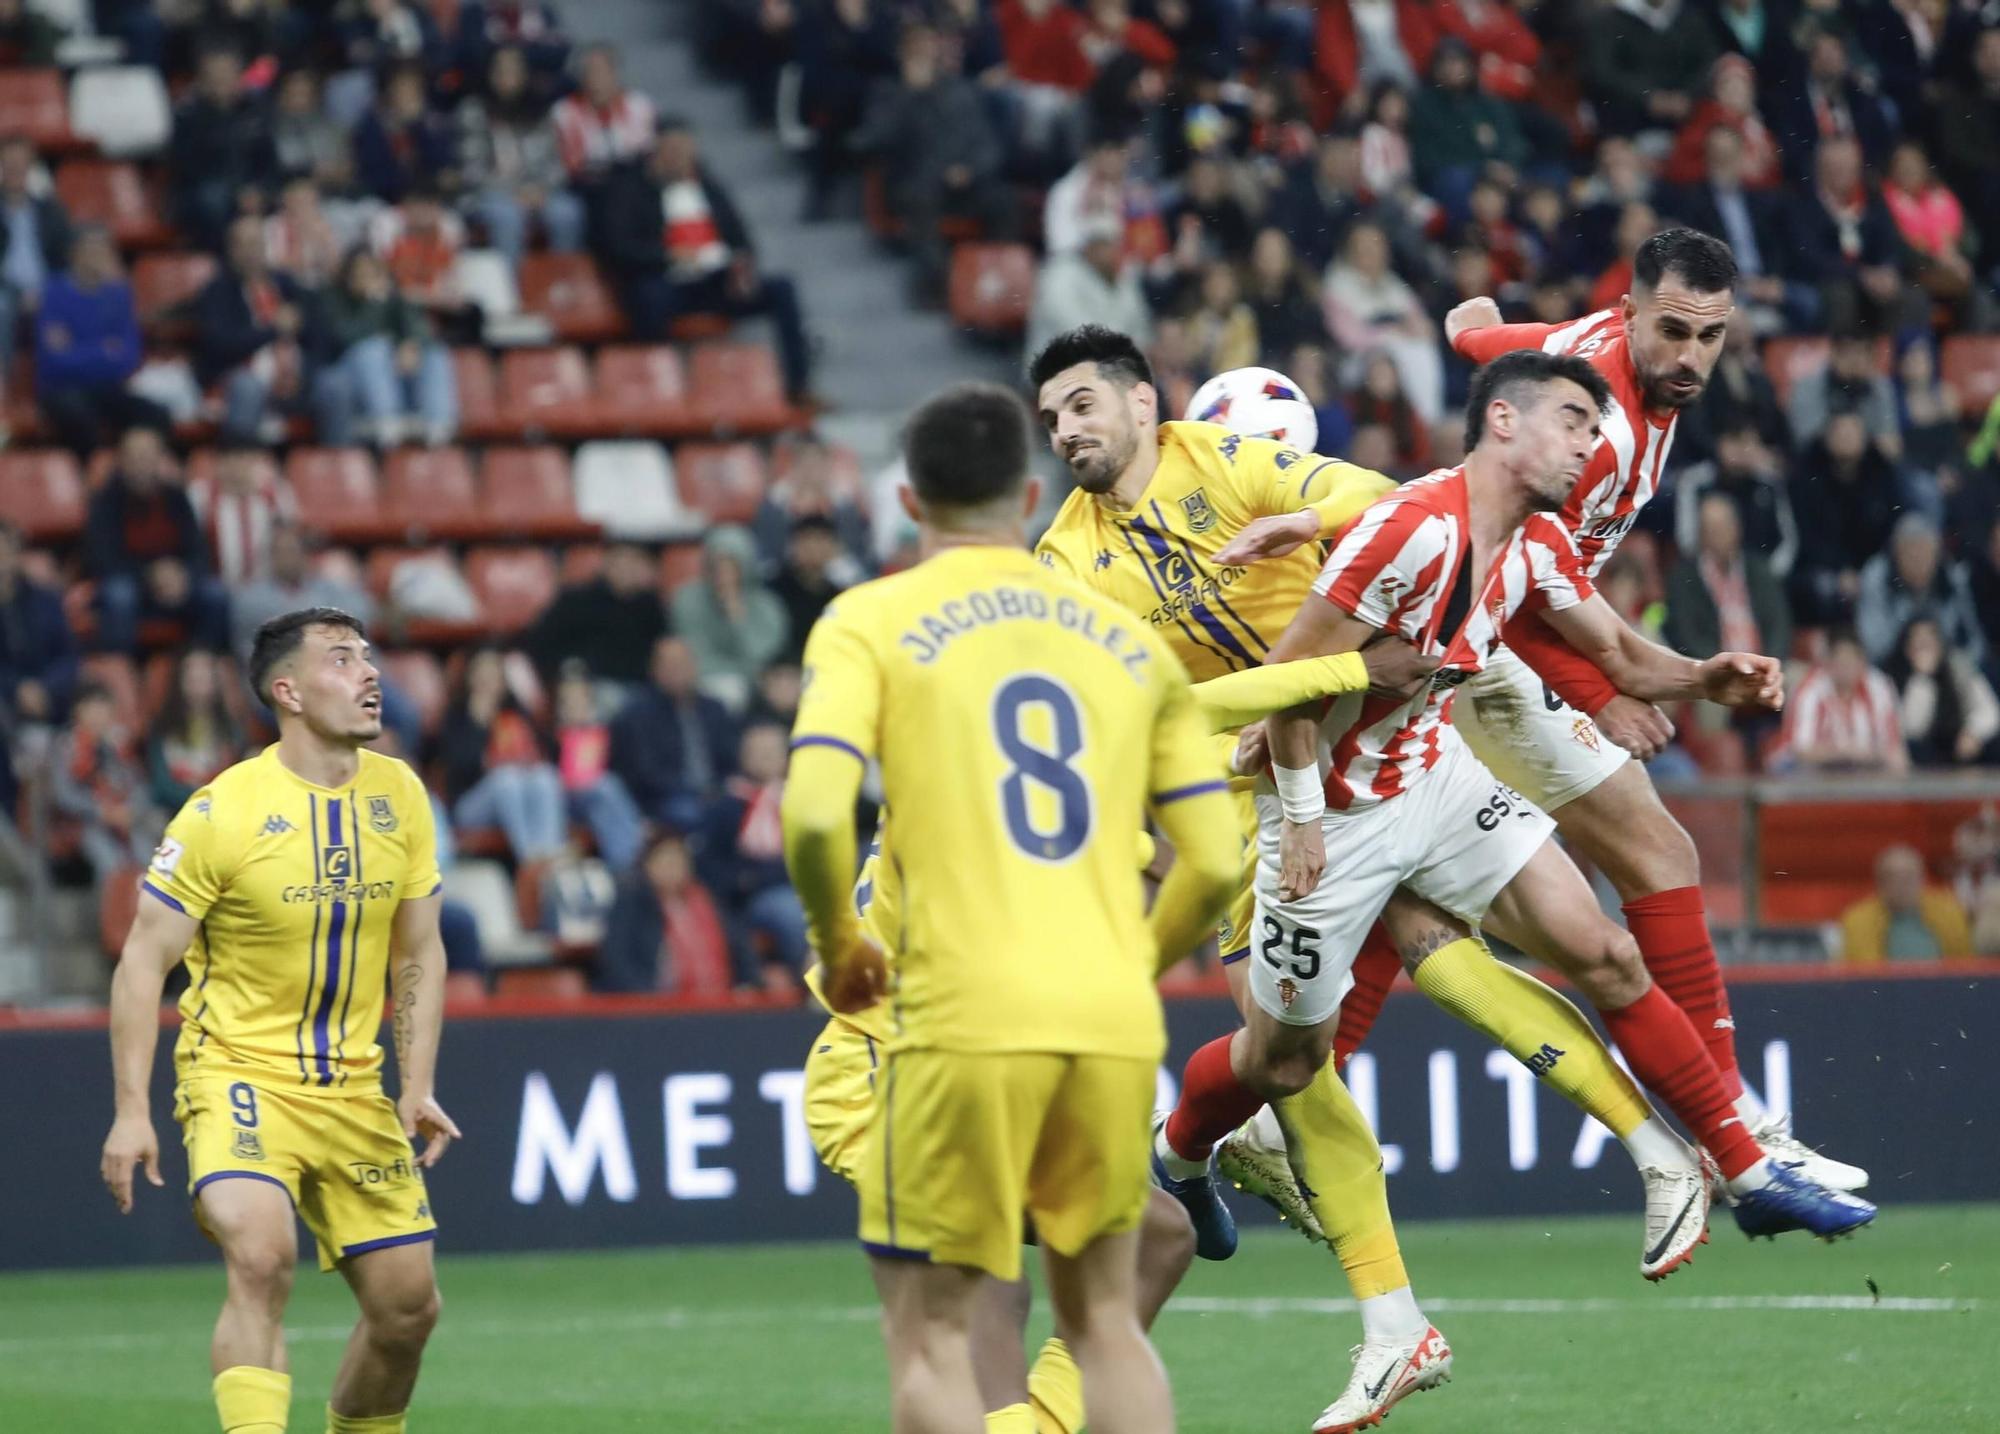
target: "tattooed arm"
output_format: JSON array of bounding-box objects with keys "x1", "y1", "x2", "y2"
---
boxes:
[{"x1": 388, "y1": 893, "x2": 461, "y2": 1168}]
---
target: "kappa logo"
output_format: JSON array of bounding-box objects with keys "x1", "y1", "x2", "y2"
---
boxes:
[
  {"x1": 366, "y1": 795, "x2": 398, "y2": 833},
  {"x1": 1571, "y1": 716, "x2": 1602, "y2": 754},
  {"x1": 262, "y1": 813, "x2": 297, "y2": 836},
  {"x1": 1179, "y1": 488, "x2": 1217, "y2": 533},
  {"x1": 1094, "y1": 549, "x2": 1116, "y2": 570},
  {"x1": 231, "y1": 1129, "x2": 265, "y2": 1162}
]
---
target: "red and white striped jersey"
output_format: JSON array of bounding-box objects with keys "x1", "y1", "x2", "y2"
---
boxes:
[
  {"x1": 1779, "y1": 664, "x2": 1904, "y2": 765},
  {"x1": 190, "y1": 473, "x2": 297, "y2": 587},
  {"x1": 1309, "y1": 467, "x2": 1595, "y2": 809},
  {"x1": 551, "y1": 88, "x2": 657, "y2": 179}
]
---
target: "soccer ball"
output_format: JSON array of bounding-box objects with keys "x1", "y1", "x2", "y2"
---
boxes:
[{"x1": 1184, "y1": 367, "x2": 1318, "y2": 453}]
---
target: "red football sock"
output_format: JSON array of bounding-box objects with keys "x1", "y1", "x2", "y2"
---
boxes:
[
  {"x1": 1334, "y1": 924, "x2": 1400, "y2": 1071},
  {"x1": 1600, "y1": 983, "x2": 1763, "y2": 1180},
  {"x1": 1624, "y1": 886, "x2": 1742, "y2": 1101},
  {"x1": 1163, "y1": 1035, "x2": 1265, "y2": 1162}
]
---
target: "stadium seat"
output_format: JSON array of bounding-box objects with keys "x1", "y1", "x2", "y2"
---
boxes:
[
  {"x1": 132, "y1": 251, "x2": 217, "y2": 331},
  {"x1": 451, "y1": 347, "x2": 505, "y2": 441},
  {"x1": 592, "y1": 345, "x2": 692, "y2": 437},
  {"x1": 675, "y1": 442, "x2": 768, "y2": 525},
  {"x1": 80, "y1": 654, "x2": 142, "y2": 735},
  {"x1": 0, "y1": 69, "x2": 75, "y2": 151},
  {"x1": 1942, "y1": 335, "x2": 2000, "y2": 415},
  {"x1": 443, "y1": 969, "x2": 489, "y2": 1006},
  {"x1": 659, "y1": 543, "x2": 705, "y2": 594},
  {"x1": 288, "y1": 448, "x2": 391, "y2": 544},
  {"x1": 366, "y1": 546, "x2": 449, "y2": 600},
  {"x1": 383, "y1": 447, "x2": 484, "y2": 539},
  {"x1": 688, "y1": 342, "x2": 794, "y2": 435},
  {"x1": 492, "y1": 966, "x2": 587, "y2": 999},
  {"x1": 444, "y1": 860, "x2": 555, "y2": 966},
  {"x1": 454, "y1": 249, "x2": 553, "y2": 346},
  {"x1": 950, "y1": 242, "x2": 1035, "y2": 335},
  {"x1": 377, "y1": 650, "x2": 448, "y2": 736},
  {"x1": 465, "y1": 546, "x2": 558, "y2": 632},
  {"x1": 1762, "y1": 335, "x2": 1890, "y2": 409},
  {"x1": 572, "y1": 440, "x2": 694, "y2": 540},
  {"x1": 366, "y1": 546, "x2": 484, "y2": 644},
  {"x1": 0, "y1": 450, "x2": 86, "y2": 542},
  {"x1": 481, "y1": 446, "x2": 598, "y2": 541},
  {"x1": 54, "y1": 161, "x2": 173, "y2": 248},
  {"x1": 68, "y1": 66, "x2": 172, "y2": 157},
  {"x1": 499, "y1": 346, "x2": 594, "y2": 438},
  {"x1": 516, "y1": 253, "x2": 625, "y2": 343}
]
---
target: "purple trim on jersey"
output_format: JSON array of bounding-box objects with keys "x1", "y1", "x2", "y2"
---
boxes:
[
  {"x1": 428, "y1": 882, "x2": 442, "y2": 897},
  {"x1": 141, "y1": 881, "x2": 187, "y2": 915},
  {"x1": 791, "y1": 734, "x2": 865, "y2": 763},
  {"x1": 1219, "y1": 946, "x2": 1251, "y2": 965},
  {"x1": 192, "y1": 1170, "x2": 295, "y2": 1207},
  {"x1": 340, "y1": 1230, "x2": 438, "y2": 1260},
  {"x1": 1153, "y1": 779, "x2": 1229, "y2": 805},
  {"x1": 297, "y1": 794, "x2": 323, "y2": 1082},
  {"x1": 861, "y1": 1240, "x2": 931, "y2": 1262},
  {"x1": 334, "y1": 788, "x2": 365, "y2": 1084},
  {"x1": 312, "y1": 798, "x2": 346, "y2": 1087}
]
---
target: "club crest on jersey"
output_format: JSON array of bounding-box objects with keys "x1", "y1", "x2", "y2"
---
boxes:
[
  {"x1": 366, "y1": 795, "x2": 398, "y2": 833},
  {"x1": 150, "y1": 837, "x2": 184, "y2": 877},
  {"x1": 1571, "y1": 716, "x2": 1601, "y2": 753},
  {"x1": 231, "y1": 1129, "x2": 265, "y2": 1161},
  {"x1": 1179, "y1": 488, "x2": 1217, "y2": 533},
  {"x1": 1278, "y1": 977, "x2": 1299, "y2": 1010}
]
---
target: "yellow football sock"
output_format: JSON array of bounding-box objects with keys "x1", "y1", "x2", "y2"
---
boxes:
[
  {"x1": 985, "y1": 1403, "x2": 1038, "y2": 1434},
  {"x1": 1027, "y1": 1336, "x2": 1084, "y2": 1434},
  {"x1": 213, "y1": 1366, "x2": 290, "y2": 1434},
  {"x1": 1273, "y1": 1062, "x2": 1408, "y2": 1300},
  {"x1": 1411, "y1": 936, "x2": 1652, "y2": 1138},
  {"x1": 325, "y1": 1411, "x2": 404, "y2": 1434}
]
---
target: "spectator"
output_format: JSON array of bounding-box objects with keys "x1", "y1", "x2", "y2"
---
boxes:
[
  {"x1": 1571, "y1": 136, "x2": 1659, "y2": 274},
  {"x1": 1408, "y1": 37, "x2": 1527, "y2": 220},
  {"x1": 697, "y1": 722, "x2": 806, "y2": 989},
  {"x1": 168, "y1": 44, "x2": 277, "y2": 250},
  {"x1": 796, "y1": 0, "x2": 899, "y2": 219},
  {"x1": 270, "y1": 69, "x2": 357, "y2": 200},
  {"x1": 0, "y1": 0, "x2": 62, "y2": 64},
  {"x1": 1838, "y1": 844, "x2": 1971, "y2": 962},
  {"x1": 672, "y1": 525, "x2": 789, "y2": 704},
  {"x1": 1881, "y1": 141, "x2": 1975, "y2": 312},
  {"x1": 85, "y1": 427, "x2": 229, "y2": 654},
  {"x1": 1025, "y1": 214, "x2": 1152, "y2": 359},
  {"x1": 753, "y1": 435, "x2": 872, "y2": 575},
  {"x1": 853, "y1": 22, "x2": 1011, "y2": 305},
  {"x1": 194, "y1": 215, "x2": 344, "y2": 446},
  {"x1": 1272, "y1": 133, "x2": 1366, "y2": 273},
  {"x1": 1461, "y1": 182, "x2": 1529, "y2": 290},
  {"x1": 551, "y1": 41, "x2": 658, "y2": 222},
  {"x1": 368, "y1": 187, "x2": 477, "y2": 341},
  {"x1": 322, "y1": 246, "x2": 458, "y2": 447},
  {"x1": 1788, "y1": 332, "x2": 1898, "y2": 456},
  {"x1": 747, "y1": 661, "x2": 803, "y2": 730},
  {"x1": 0, "y1": 520, "x2": 76, "y2": 807},
  {"x1": 1660, "y1": 125, "x2": 1804, "y2": 333},
  {"x1": 49, "y1": 681, "x2": 156, "y2": 880},
  {"x1": 600, "y1": 119, "x2": 814, "y2": 401},
  {"x1": 1677, "y1": 320, "x2": 1791, "y2": 462},
  {"x1": 769, "y1": 515, "x2": 849, "y2": 665},
  {"x1": 1666, "y1": 491, "x2": 1792, "y2": 663},
  {"x1": 1168, "y1": 156, "x2": 1255, "y2": 265},
  {"x1": 1779, "y1": 628, "x2": 1909, "y2": 773},
  {"x1": 1663, "y1": 54, "x2": 1782, "y2": 191},
  {"x1": 1399, "y1": 0, "x2": 1543, "y2": 99},
  {"x1": 1077, "y1": 0, "x2": 1175, "y2": 73},
  {"x1": 1322, "y1": 221, "x2": 1444, "y2": 422},
  {"x1": 438, "y1": 644, "x2": 567, "y2": 865},
  {"x1": 552, "y1": 662, "x2": 645, "y2": 871},
  {"x1": 1790, "y1": 412, "x2": 1910, "y2": 624},
  {"x1": 1856, "y1": 512, "x2": 1986, "y2": 666},
  {"x1": 1588, "y1": 200, "x2": 1661, "y2": 314},
  {"x1": 146, "y1": 649, "x2": 245, "y2": 812},
  {"x1": 228, "y1": 523, "x2": 375, "y2": 663},
  {"x1": 0, "y1": 135, "x2": 70, "y2": 375},
  {"x1": 594, "y1": 831, "x2": 733, "y2": 995},
  {"x1": 1934, "y1": 26, "x2": 2000, "y2": 287},
  {"x1": 1346, "y1": 350, "x2": 1432, "y2": 474},
  {"x1": 1358, "y1": 83, "x2": 1421, "y2": 207},
  {"x1": 34, "y1": 227, "x2": 171, "y2": 456},
  {"x1": 1582, "y1": 0, "x2": 1718, "y2": 139},
  {"x1": 189, "y1": 441, "x2": 296, "y2": 589},
  {"x1": 1884, "y1": 616, "x2": 2000, "y2": 768},
  {"x1": 354, "y1": 64, "x2": 459, "y2": 204},
  {"x1": 334, "y1": 0, "x2": 436, "y2": 80},
  {"x1": 1769, "y1": 25, "x2": 1896, "y2": 184},
  {"x1": 457, "y1": 44, "x2": 586, "y2": 268},
  {"x1": 1186, "y1": 260, "x2": 1259, "y2": 377},
  {"x1": 1286, "y1": 342, "x2": 1356, "y2": 457},
  {"x1": 1786, "y1": 137, "x2": 1914, "y2": 337},
  {"x1": 469, "y1": 1, "x2": 572, "y2": 92},
  {"x1": 525, "y1": 540, "x2": 669, "y2": 687},
  {"x1": 263, "y1": 178, "x2": 346, "y2": 289},
  {"x1": 1314, "y1": 0, "x2": 1420, "y2": 98},
  {"x1": 1895, "y1": 337, "x2": 1964, "y2": 491},
  {"x1": 1042, "y1": 133, "x2": 1145, "y2": 259},
  {"x1": 1675, "y1": 416, "x2": 1797, "y2": 573},
  {"x1": 994, "y1": 0, "x2": 1092, "y2": 166},
  {"x1": 610, "y1": 635, "x2": 740, "y2": 829},
  {"x1": 1698, "y1": 0, "x2": 1799, "y2": 73}
]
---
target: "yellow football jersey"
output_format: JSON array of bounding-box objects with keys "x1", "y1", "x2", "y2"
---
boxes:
[
  {"x1": 1036, "y1": 421, "x2": 1396, "y2": 684},
  {"x1": 144, "y1": 746, "x2": 441, "y2": 1095},
  {"x1": 792, "y1": 544, "x2": 1224, "y2": 1060}
]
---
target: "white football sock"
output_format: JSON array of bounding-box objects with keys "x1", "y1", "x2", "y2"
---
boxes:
[
  {"x1": 1619, "y1": 1115, "x2": 1693, "y2": 1171},
  {"x1": 1725, "y1": 1157, "x2": 1775, "y2": 1196},
  {"x1": 1733, "y1": 1089, "x2": 1769, "y2": 1126},
  {"x1": 1358, "y1": 1285, "x2": 1429, "y2": 1343},
  {"x1": 1154, "y1": 1124, "x2": 1209, "y2": 1181}
]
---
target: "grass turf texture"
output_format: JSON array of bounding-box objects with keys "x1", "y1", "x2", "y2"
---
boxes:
[{"x1": 3, "y1": 1205, "x2": 1990, "y2": 1433}]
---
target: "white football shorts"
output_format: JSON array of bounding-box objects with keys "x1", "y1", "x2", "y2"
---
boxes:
[{"x1": 1452, "y1": 644, "x2": 1630, "y2": 814}]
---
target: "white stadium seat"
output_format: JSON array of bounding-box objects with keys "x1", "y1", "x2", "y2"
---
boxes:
[
  {"x1": 69, "y1": 66, "x2": 171, "y2": 157},
  {"x1": 572, "y1": 440, "x2": 696, "y2": 541}
]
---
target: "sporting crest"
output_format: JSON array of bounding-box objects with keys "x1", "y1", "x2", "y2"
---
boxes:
[
  {"x1": 1571, "y1": 716, "x2": 1601, "y2": 754},
  {"x1": 1180, "y1": 488, "x2": 1217, "y2": 533},
  {"x1": 1278, "y1": 977, "x2": 1299, "y2": 1010},
  {"x1": 367, "y1": 795, "x2": 398, "y2": 833}
]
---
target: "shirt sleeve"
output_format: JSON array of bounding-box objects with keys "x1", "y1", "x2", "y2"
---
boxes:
[
  {"x1": 1189, "y1": 653, "x2": 1371, "y2": 732},
  {"x1": 1312, "y1": 497, "x2": 1440, "y2": 638},
  {"x1": 1147, "y1": 643, "x2": 1232, "y2": 806},
  {"x1": 1235, "y1": 434, "x2": 1399, "y2": 538},
  {"x1": 1451, "y1": 319, "x2": 1561, "y2": 363},
  {"x1": 142, "y1": 786, "x2": 229, "y2": 920},
  {"x1": 792, "y1": 599, "x2": 883, "y2": 766},
  {"x1": 400, "y1": 765, "x2": 444, "y2": 899},
  {"x1": 1517, "y1": 516, "x2": 1597, "y2": 612}
]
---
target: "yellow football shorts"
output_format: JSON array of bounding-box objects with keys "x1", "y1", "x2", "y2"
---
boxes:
[
  {"x1": 803, "y1": 1017, "x2": 882, "y2": 1185},
  {"x1": 175, "y1": 1075, "x2": 436, "y2": 1272},
  {"x1": 856, "y1": 1048, "x2": 1155, "y2": 1282}
]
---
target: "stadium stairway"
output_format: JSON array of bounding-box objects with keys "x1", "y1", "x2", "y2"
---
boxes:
[{"x1": 592, "y1": 1, "x2": 1022, "y2": 472}]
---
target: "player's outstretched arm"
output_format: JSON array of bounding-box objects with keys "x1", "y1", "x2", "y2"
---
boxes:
[
  {"x1": 1544, "y1": 594, "x2": 1785, "y2": 710},
  {"x1": 1146, "y1": 675, "x2": 1240, "y2": 973},
  {"x1": 781, "y1": 744, "x2": 885, "y2": 1012},
  {"x1": 1213, "y1": 461, "x2": 1398, "y2": 566},
  {"x1": 1262, "y1": 597, "x2": 1383, "y2": 900},
  {"x1": 1444, "y1": 298, "x2": 1559, "y2": 362},
  {"x1": 101, "y1": 890, "x2": 196, "y2": 1212},
  {"x1": 1190, "y1": 643, "x2": 1438, "y2": 732},
  {"x1": 389, "y1": 893, "x2": 462, "y2": 1168}
]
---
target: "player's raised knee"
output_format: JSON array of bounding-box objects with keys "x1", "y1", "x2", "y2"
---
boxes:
[
  {"x1": 1566, "y1": 921, "x2": 1649, "y2": 1008},
  {"x1": 1140, "y1": 1188, "x2": 1197, "y2": 1280}
]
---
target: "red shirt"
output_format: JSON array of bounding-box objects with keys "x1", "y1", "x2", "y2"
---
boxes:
[{"x1": 996, "y1": 1, "x2": 1093, "y2": 91}]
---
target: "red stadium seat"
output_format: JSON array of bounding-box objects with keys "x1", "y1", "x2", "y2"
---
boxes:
[
  {"x1": 516, "y1": 254, "x2": 625, "y2": 343},
  {"x1": 675, "y1": 442, "x2": 768, "y2": 526},
  {"x1": 482, "y1": 447, "x2": 598, "y2": 541},
  {"x1": 1762, "y1": 335, "x2": 1890, "y2": 410},
  {"x1": 55, "y1": 161, "x2": 173, "y2": 249},
  {"x1": 592, "y1": 345, "x2": 692, "y2": 436},
  {"x1": 500, "y1": 347, "x2": 594, "y2": 438},
  {"x1": 493, "y1": 966, "x2": 587, "y2": 1000},
  {"x1": 688, "y1": 343, "x2": 794, "y2": 435},
  {"x1": 131, "y1": 252, "x2": 217, "y2": 329},
  {"x1": 0, "y1": 70, "x2": 76, "y2": 151},
  {"x1": 950, "y1": 242, "x2": 1035, "y2": 335},
  {"x1": 288, "y1": 448, "x2": 390, "y2": 544},
  {"x1": 1942, "y1": 335, "x2": 2000, "y2": 416},
  {"x1": 378, "y1": 650, "x2": 448, "y2": 737},
  {"x1": 383, "y1": 447, "x2": 484, "y2": 539},
  {"x1": 80, "y1": 654, "x2": 143, "y2": 736},
  {"x1": 451, "y1": 347, "x2": 507, "y2": 441},
  {"x1": 465, "y1": 546, "x2": 558, "y2": 633},
  {"x1": 0, "y1": 451, "x2": 86, "y2": 542}
]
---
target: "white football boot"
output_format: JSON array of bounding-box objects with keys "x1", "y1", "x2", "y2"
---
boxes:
[
  {"x1": 1751, "y1": 1111, "x2": 1869, "y2": 1192},
  {"x1": 1639, "y1": 1156, "x2": 1711, "y2": 1281},
  {"x1": 1312, "y1": 1324, "x2": 1453, "y2": 1434}
]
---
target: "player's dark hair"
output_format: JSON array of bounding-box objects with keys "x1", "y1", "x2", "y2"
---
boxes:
[
  {"x1": 1827, "y1": 626, "x2": 1866, "y2": 656},
  {"x1": 902, "y1": 383, "x2": 1033, "y2": 511},
  {"x1": 1633, "y1": 227, "x2": 1738, "y2": 295},
  {"x1": 1463, "y1": 351, "x2": 1614, "y2": 452},
  {"x1": 1027, "y1": 324, "x2": 1154, "y2": 394},
  {"x1": 249, "y1": 606, "x2": 368, "y2": 706}
]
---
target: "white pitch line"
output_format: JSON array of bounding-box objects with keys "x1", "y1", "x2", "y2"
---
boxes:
[{"x1": 0, "y1": 1294, "x2": 1978, "y2": 1357}]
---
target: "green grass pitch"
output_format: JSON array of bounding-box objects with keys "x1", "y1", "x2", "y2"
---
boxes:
[{"x1": 4, "y1": 1205, "x2": 1992, "y2": 1432}]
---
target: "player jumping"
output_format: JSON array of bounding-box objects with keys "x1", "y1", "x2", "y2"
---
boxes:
[{"x1": 100, "y1": 608, "x2": 458, "y2": 1434}]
